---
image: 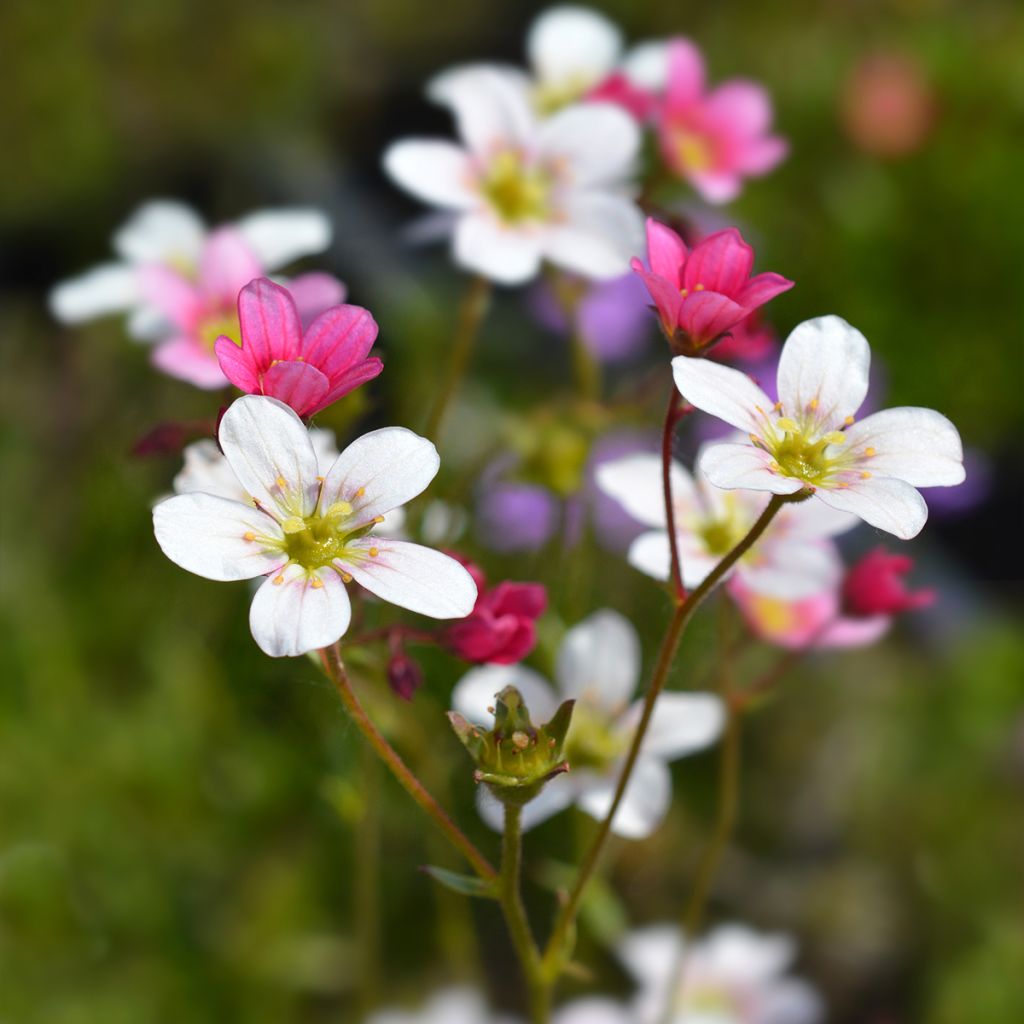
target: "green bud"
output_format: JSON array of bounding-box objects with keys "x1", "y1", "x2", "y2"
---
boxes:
[{"x1": 448, "y1": 686, "x2": 575, "y2": 807}]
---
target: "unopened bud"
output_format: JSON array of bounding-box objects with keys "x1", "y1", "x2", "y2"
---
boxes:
[{"x1": 387, "y1": 652, "x2": 423, "y2": 702}]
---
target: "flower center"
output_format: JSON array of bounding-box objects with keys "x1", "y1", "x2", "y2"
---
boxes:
[
  {"x1": 699, "y1": 515, "x2": 744, "y2": 556},
  {"x1": 480, "y1": 150, "x2": 553, "y2": 225},
  {"x1": 273, "y1": 501, "x2": 370, "y2": 571},
  {"x1": 564, "y1": 701, "x2": 628, "y2": 771},
  {"x1": 751, "y1": 406, "x2": 855, "y2": 489},
  {"x1": 670, "y1": 126, "x2": 715, "y2": 173},
  {"x1": 198, "y1": 309, "x2": 241, "y2": 354}
]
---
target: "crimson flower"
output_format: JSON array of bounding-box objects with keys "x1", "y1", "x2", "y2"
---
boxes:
[{"x1": 842, "y1": 547, "x2": 936, "y2": 618}]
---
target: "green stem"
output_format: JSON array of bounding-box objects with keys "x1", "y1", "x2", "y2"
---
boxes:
[
  {"x1": 318, "y1": 645, "x2": 497, "y2": 883},
  {"x1": 500, "y1": 803, "x2": 549, "y2": 1024},
  {"x1": 662, "y1": 387, "x2": 686, "y2": 602},
  {"x1": 354, "y1": 741, "x2": 382, "y2": 1018},
  {"x1": 569, "y1": 328, "x2": 601, "y2": 403},
  {"x1": 540, "y1": 493, "x2": 792, "y2": 983},
  {"x1": 424, "y1": 275, "x2": 492, "y2": 440}
]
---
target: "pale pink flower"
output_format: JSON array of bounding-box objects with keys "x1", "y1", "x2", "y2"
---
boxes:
[{"x1": 214, "y1": 278, "x2": 382, "y2": 417}]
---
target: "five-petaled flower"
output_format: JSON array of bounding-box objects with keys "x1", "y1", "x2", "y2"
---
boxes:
[
  {"x1": 673, "y1": 315, "x2": 966, "y2": 539},
  {"x1": 452, "y1": 609, "x2": 724, "y2": 839},
  {"x1": 153, "y1": 395, "x2": 477, "y2": 657},
  {"x1": 215, "y1": 278, "x2": 383, "y2": 418},
  {"x1": 383, "y1": 67, "x2": 643, "y2": 285},
  {"x1": 632, "y1": 219, "x2": 793, "y2": 351}
]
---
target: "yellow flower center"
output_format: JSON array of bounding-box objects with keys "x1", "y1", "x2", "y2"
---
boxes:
[
  {"x1": 260, "y1": 498, "x2": 378, "y2": 572},
  {"x1": 564, "y1": 701, "x2": 629, "y2": 771},
  {"x1": 198, "y1": 310, "x2": 241, "y2": 353},
  {"x1": 751, "y1": 404, "x2": 858, "y2": 490},
  {"x1": 481, "y1": 150, "x2": 553, "y2": 225},
  {"x1": 671, "y1": 127, "x2": 715, "y2": 173}
]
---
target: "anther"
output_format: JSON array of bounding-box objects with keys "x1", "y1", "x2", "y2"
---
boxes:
[
  {"x1": 844, "y1": 415, "x2": 855, "y2": 426},
  {"x1": 808, "y1": 398, "x2": 819, "y2": 411},
  {"x1": 864, "y1": 446, "x2": 876, "y2": 457},
  {"x1": 354, "y1": 487, "x2": 366, "y2": 498},
  {"x1": 310, "y1": 578, "x2": 324, "y2": 589},
  {"x1": 326, "y1": 500, "x2": 353, "y2": 517},
  {"x1": 243, "y1": 531, "x2": 255, "y2": 542},
  {"x1": 272, "y1": 575, "x2": 285, "y2": 586},
  {"x1": 823, "y1": 431, "x2": 846, "y2": 445},
  {"x1": 373, "y1": 515, "x2": 385, "y2": 524},
  {"x1": 275, "y1": 476, "x2": 287, "y2": 489},
  {"x1": 860, "y1": 471, "x2": 872, "y2": 479},
  {"x1": 368, "y1": 547, "x2": 379, "y2": 558},
  {"x1": 773, "y1": 401, "x2": 783, "y2": 412},
  {"x1": 776, "y1": 417, "x2": 799, "y2": 433},
  {"x1": 694, "y1": 282, "x2": 705, "y2": 291},
  {"x1": 341, "y1": 572, "x2": 353, "y2": 584}
]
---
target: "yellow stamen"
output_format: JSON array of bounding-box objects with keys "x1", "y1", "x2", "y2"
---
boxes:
[
  {"x1": 281, "y1": 516, "x2": 306, "y2": 534},
  {"x1": 373, "y1": 515, "x2": 385, "y2": 524},
  {"x1": 243, "y1": 531, "x2": 255, "y2": 542},
  {"x1": 326, "y1": 500, "x2": 353, "y2": 517},
  {"x1": 776, "y1": 417, "x2": 799, "y2": 433},
  {"x1": 272, "y1": 574, "x2": 285, "y2": 586},
  {"x1": 310, "y1": 577, "x2": 324, "y2": 589},
  {"x1": 694, "y1": 283, "x2": 705, "y2": 291},
  {"x1": 823, "y1": 431, "x2": 847, "y2": 445},
  {"x1": 808, "y1": 398, "x2": 819, "y2": 411},
  {"x1": 275, "y1": 476, "x2": 287, "y2": 489},
  {"x1": 368, "y1": 547, "x2": 379, "y2": 558},
  {"x1": 861, "y1": 471, "x2": 872, "y2": 479},
  {"x1": 773, "y1": 401, "x2": 783, "y2": 412},
  {"x1": 341, "y1": 572, "x2": 353, "y2": 584},
  {"x1": 844, "y1": 415, "x2": 855, "y2": 426},
  {"x1": 354, "y1": 487, "x2": 366, "y2": 498},
  {"x1": 864, "y1": 446, "x2": 876, "y2": 457}
]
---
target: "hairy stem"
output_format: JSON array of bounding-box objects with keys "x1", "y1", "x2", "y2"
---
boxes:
[
  {"x1": 318, "y1": 645, "x2": 497, "y2": 882},
  {"x1": 424, "y1": 275, "x2": 492, "y2": 440},
  {"x1": 540, "y1": 493, "x2": 791, "y2": 981},
  {"x1": 662, "y1": 387, "x2": 687, "y2": 602}
]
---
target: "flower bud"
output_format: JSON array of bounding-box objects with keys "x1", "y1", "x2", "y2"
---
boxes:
[
  {"x1": 448, "y1": 686, "x2": 574, "y2": 806},
  {"x1": 387, "y1": 651, "x2": 424, "y2": 702},
  {"x1": 445, "y1": 579, "x2": 547, "y2": 665},
  {"x1": 842, "y1": 547, "x2": 935, "y2": 618}
]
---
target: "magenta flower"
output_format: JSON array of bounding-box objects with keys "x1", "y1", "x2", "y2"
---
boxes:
[
  {"x1": 215, "y1": 278, "x2": 383, "y2": 418},
  {"x1": 139, "y1": 228, "x2": 344, "y2": 390},
  {"x1": 842, "y1": 547, "x2": 935, "y2": 618},
  {"x1": 657, "y1": 39, "x2": 787, "y2": 204},
  {"x1": 632, "y1": 218, "x2": 793, "y2": 350}
]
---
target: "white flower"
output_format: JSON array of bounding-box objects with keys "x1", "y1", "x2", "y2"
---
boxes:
[
  {"x1": 49, "y1": 199, "x2": 331, "y2": 334},
  {"x1": 619, "y1": 923, "x2": 823, "y2": 1024},
  {"x1": 383, "y1": 68, "x2": 643, "y2": 285},
  {"x1": 367, "y1": 987, "x2": 519, "y2": 1024},
  {"x1": 451, "y1": 609, "x2": 724, "y2": 839},
  {"x1": 673, "y1": 316, "x2": 965, "y2": 539},
  {"x1": 554, "y1": 999, "x2": 633, "y2": 1024},
  {"x1": 153, "y1": 396, "x2": 476, "y2": 657},
  {"x1": 596, "y1": 444, "x2": 857, "y2": 599}
]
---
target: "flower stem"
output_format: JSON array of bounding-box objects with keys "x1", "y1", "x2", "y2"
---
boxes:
[
  {"x1": 540, "y1": 493, "x2": 791, "y2": 983},
  {"x1": 424, "y1": 274, "x2": 492, "y2": 440},
  {"x1": 318, "y1": 644, "x2": 497, "y2": 883},
  {"x1": 662, "y1": 387, "x2": 688, "y2": 603},
  {"x1": 501, "y1": 803, "x2": 549, "y2": 1024},
  {"x1": 354, "y1": 741, "x2": 382, "y2": 1018}
]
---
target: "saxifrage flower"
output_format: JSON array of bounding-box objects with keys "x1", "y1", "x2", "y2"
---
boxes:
[
  {"x1": 153, "y1": 396, "x2": 477, "y2": 657},
  {"x1": 383, "y1": 67, "x2": 643, "y2": 285},
  {"x1": 452, "y1": 609, "x2": 724, "y2": 839},
  {"x1": 215, "y1": 278, "x2": 383, "y2": 418},
  {"x1": 673, "y1": 316, "x2": 965, "y2": 539},
  {"x1": 632, "y1": 219, "x2": 793, "y2": 350}
]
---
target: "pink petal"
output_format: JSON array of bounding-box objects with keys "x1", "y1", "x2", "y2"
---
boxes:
[
  {"x1": 704, "y1": 81, "x2": 775, "y2": 138},
  {"x1": 137, "y1": 265, "x2": 202, "y2": 330},
  {"x1": 737, "y1": 271, "x2": 795, "y2": 312},
  {"x1": 689, "y1": 170, "x2": 743, "y2": 205},
  {"x1": 287, "y1": 272, "x2": 347, "y2": 328},
  {"x1": 214, "y1": 335, "x2": 259, "y2": 392},
  {"x1": 302, "y1": 304, "x2": 379, "y2": 379},
  {"x1": 664, "y1": 38, "x2": 706, "y2": 113},
  {"x1": 199, "y1": 227, "x2": 263, "y2": 307},
  {"x1": 259, "y1": 360, "x2": 331, "y2": 417},
  {"x1": 317, "y1": 357, "x2": 384, "y2": 411},
  {"x1": 682, "y1": 229, "x2": 752, "y2": 296},
  {"x1": 737, "y1": 135, "x2": 789, "y2": 175},
  {"x1": 644, "y1": 217, "x2": 688, "y2": 284},
  {"x1": 237, "y1": 278, "x2": 303, "y2": 368},
  {"x1": 678, "y1": 290, "x2": 746, "y2": 344},
  {"x1": 152, "y1": 336, "x2": 228, "y2": 389},
  {"x1": 631, "y1": 260, "x2": 682, "y2": 334}
]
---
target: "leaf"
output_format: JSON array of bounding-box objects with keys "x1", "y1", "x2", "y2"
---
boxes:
[{"x1": 420, "y1": 865, "x2": 499, "y2": 900}]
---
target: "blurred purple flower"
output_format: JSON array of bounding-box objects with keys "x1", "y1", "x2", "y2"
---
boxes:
[{"x1": 476, "y1": 481, "x2": 561, "y2": 552}]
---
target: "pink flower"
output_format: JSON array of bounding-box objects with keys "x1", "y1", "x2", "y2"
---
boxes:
[
  {"x1": 588, "y1": 72, "x2": 658, "y2": 120},
  {"x1": 632, "y1": 218, "x2": 793, "y2": 350},
  {"x1": 708, "y1": 310, "x2": 778, "y2": 364},
  {"x1": 656, "y1": 39, "x2": 788, "y2": 204},
  {"x1": 445, "y1": 562, "x2": 547, "y2": 665},
  {"x1": 215, "y1": 278, "x2": 383, "y2": 418},
  {"x1": 842, "y1": 547, "x2": 935, "y2": 617},
  {"x1": 139, "y1": 228, "x2": 344, "y2": 390}
]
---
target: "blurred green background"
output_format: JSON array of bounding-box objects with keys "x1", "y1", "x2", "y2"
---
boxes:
[{"x1": 1, "y1": 1, "x2": 1022, "y2": 1021}]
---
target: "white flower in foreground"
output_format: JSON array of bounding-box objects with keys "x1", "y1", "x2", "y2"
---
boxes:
[
  {"x1": 673, "y1": 316, "x2": 965, "y2": 539},
  {"x1": 383, "y1": 68, "x2": 643, "y2": 285},
  {"x1": 153, "y1": 396, "x2": 476, "y2": 657},
  {"x1": 367, "y1": 987, "x2": 519, "y2": 1024},
  {"x1": 619, "y1": 923, "x2": 822, "y2": 1024},
  {"x1": 596, "y1": 444, "x2": 857, "y2": 599},
  {"x1": 452, "y1": 609, "x2": 724, "y2": 839},
  {"x1": 49, "y1": 199, "x2": 331, "y2": 335}
]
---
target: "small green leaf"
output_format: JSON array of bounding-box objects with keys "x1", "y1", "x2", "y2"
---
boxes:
[{"x1": 421, "y1": 865, "x2": 499, "y2": 900}]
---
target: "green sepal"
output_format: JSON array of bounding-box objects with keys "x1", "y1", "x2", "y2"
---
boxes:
[{"x1": 421, "y1": 865, "x2": 499, "y2": 900}]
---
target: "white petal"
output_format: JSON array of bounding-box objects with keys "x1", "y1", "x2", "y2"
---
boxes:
[
  {"x1": 595, "y1": 454, "x2": 697, "y2": 529},
  {"x1": 453, "y1": 213, "x2": 543, "y2": 284},
  {"x1": 617, "y1": 924, "x2": 682, "y2": 990},
  {"x1": 342, "y1": 539, "x2": 477, "y2": 619},
  {"x1": 776, "y1": 316, "x2": 870, "y2": 429},
  {"x1": 813, "y1": 477, "x2": 928, "y2": 540},
  {"x1": 778, "y1": 496, "x2": 859, "y2": 538},
  {"x1": 576, "y1": 757, "x2": 671, "y2": 839},
  {"x1": 153, "y1": 493, "x2": 285, "y2": 581},
  {"x1": 627, "y1": 530, "x2": 672, "y2": 581},
  {"x1": 126, "y1": 303, "x2": 172, "y2": 340},
  {"x1": 382, "y1": 140, "x2": 479, "y2": 210},
  {"x1": 672, "y1": 356, "x2": 775, "y2": 435},
  {"x1": 635, "y1": 692, "x2": 725, "y2": 761},
  {"x1": 542, "y1": 192, "x2": 643, "y2": 280},
  {"x1": 621, "y1": 40, "x2": 671, "y2": 88},
  {"x1": 49, "y1": 263, "x2": 140, "y2": 323},
  {"x1": 234, "y1": 208, "x2": 332, "y2": 270},
  {"x1": 112, "y1": 200, "x2": 205, "y2": 266},
  {"x1": 538, "y1": 104, "x2": 640, "y2": 187},
  {"x1": 248, "y1": 564, "x2": 352, "y2": 657},
  {"x1": 760, "y1": 980, "x2": 825, "y2": 1024},
  {"x1": 218, "y1": 396, "x2": 320, "y2": 519},
  {"x1": 451, "y1": 664, "x2": 560, "y2": 724},
  {"x1": 845, "y1": 406, "x2": 965, "y2": 487},
  {"x1": 699, "y1": 443, "x2": 805, "y2": 495},
  {"x1": 428, "y1": 65, "x2": 535, "y2": 155},
  {"x1": 553, "y1": 998, "x2": 632, "y2": 1024},
  {"x1": 308, "y1": 427, "x2": 341, "y2": 475},
  {"x1": 173, "y1": 439, "x2": 247, "y2": 502},
  {"x1": 319, "y1": 427, "x2": 439, "y2": 525},
  {"x1": 556, "y1": 609, "x2": 640, "y2": 712},
  {"x1": 704, "y1": 922, "x2": 795, "y2": 980},
  {"x1": 738, "y1": 536, "x2": 842, "y2": 599},
  {"x1": 476, "y1": 775, "x2": 575, "y2": 833},
  {"x1": 528, "y1": 6, "x2": 622, "y2": 90}
]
